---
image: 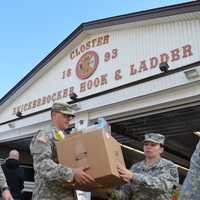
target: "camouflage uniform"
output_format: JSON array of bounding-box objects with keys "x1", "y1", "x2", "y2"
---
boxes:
[
  {"x1": 30, "y1": 127, "x2": 75, "y2": 200},
  {"x1": 110, "y1": 158, "x2": 179, "y2": 200},
  {"x1": 0, "y1": 166, "x2": 8, "y2": 190},
  {"x1": 179, "y1": 141, "x2": 200, "y2": 200}
]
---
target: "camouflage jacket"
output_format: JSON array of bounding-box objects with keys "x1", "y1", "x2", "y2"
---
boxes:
[
  {"x1": 110, "y1": 158, "x2": 179, "y2": 200},
  {"x1": 180, "y1": 141, "x2": 200, "y2": 200},
  {"x1": 0, "y1": 166, "x2": 7, "y2": 190},
  {"x1": 30, "y1": 128, "x2": 75, "y2": 200}
]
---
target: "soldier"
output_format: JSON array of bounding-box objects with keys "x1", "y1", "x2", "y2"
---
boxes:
[
  {"x1": 179, "y1": 140, "x2": 200, "y2": 200},
  {"x1": 30, "y1": 102, "x2": 94, "y2": 200},
  {"x1": 0, "y1": 166, "x2": 13, "y2": 200},
  {"x1": 110, "y1": 133, "x2": 179, "y2": 200}
]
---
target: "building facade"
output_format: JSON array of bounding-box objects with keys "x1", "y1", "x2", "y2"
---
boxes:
[{"x1": 0, "y1": 1, "x2": 200, "y2": 199}]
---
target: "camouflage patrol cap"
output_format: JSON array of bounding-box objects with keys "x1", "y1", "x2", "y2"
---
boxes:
[
  {"x1": 144, "y1": 133, "x2": 165, "y2": 145},
  {"x1": 51, "y1": 102, "x2": 74, "y2": 116}
]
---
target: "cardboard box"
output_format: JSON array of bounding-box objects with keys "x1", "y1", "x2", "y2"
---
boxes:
[{"x1": 56, "y1": 129, "x2": 126, "y2": 190}]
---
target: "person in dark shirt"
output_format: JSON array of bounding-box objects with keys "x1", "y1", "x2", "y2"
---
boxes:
[{"x1": 2, "y1": 150, "x2": 24, "y2": 200}]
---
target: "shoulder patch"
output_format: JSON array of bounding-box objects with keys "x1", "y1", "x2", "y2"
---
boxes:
[{"x1": 37, "y1": 135, "x2": 49, "y2": 144}]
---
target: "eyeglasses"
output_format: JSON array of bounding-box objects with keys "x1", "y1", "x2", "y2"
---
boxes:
[{"x1": 62, "y1": 114, "x2": 74, "y2": 120}]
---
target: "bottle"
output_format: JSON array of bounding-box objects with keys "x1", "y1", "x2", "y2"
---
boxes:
[
  {"x1": 97, "y1": 117, "x2": 111, "y2": 133},
  {"x1": 97, "y1": 117, "x2": 107, "y2": 129}
]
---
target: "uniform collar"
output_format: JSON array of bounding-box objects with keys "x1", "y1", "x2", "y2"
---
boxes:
[{"x1": 144, "y1": 157, "x2": 162, "y2": 169}]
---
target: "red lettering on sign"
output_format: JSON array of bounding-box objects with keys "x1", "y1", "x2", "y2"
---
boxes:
[
  {"x1": 115, "y1": 69, "x2": 122, "y2": 80},
  {"x1": 80, "y1": 74, "x2": 108, "y2": 93}
]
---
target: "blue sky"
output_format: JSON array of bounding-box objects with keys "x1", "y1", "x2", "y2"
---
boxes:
[{"x1": 0, "y1": 0, "x2": 192, "y2": 99}]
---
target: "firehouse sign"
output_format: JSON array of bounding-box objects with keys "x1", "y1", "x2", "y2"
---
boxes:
[
  {"x1": 12, "y1": 33, "x2": 194, "y2": 115},
  {"x1": 76, "y1": 51, "x2": 99, "y2": 80}
]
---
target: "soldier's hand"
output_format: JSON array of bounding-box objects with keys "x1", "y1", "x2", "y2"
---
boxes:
[
  {"x1": 73, "y1": 166, "x2": 95, "y2": 185},
  {"x1": 117, "y1": 164, "x2": 133, "y2": 182},
  {"x1": 2, "y1": 189, "x2": 13, "y2": 200}
]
